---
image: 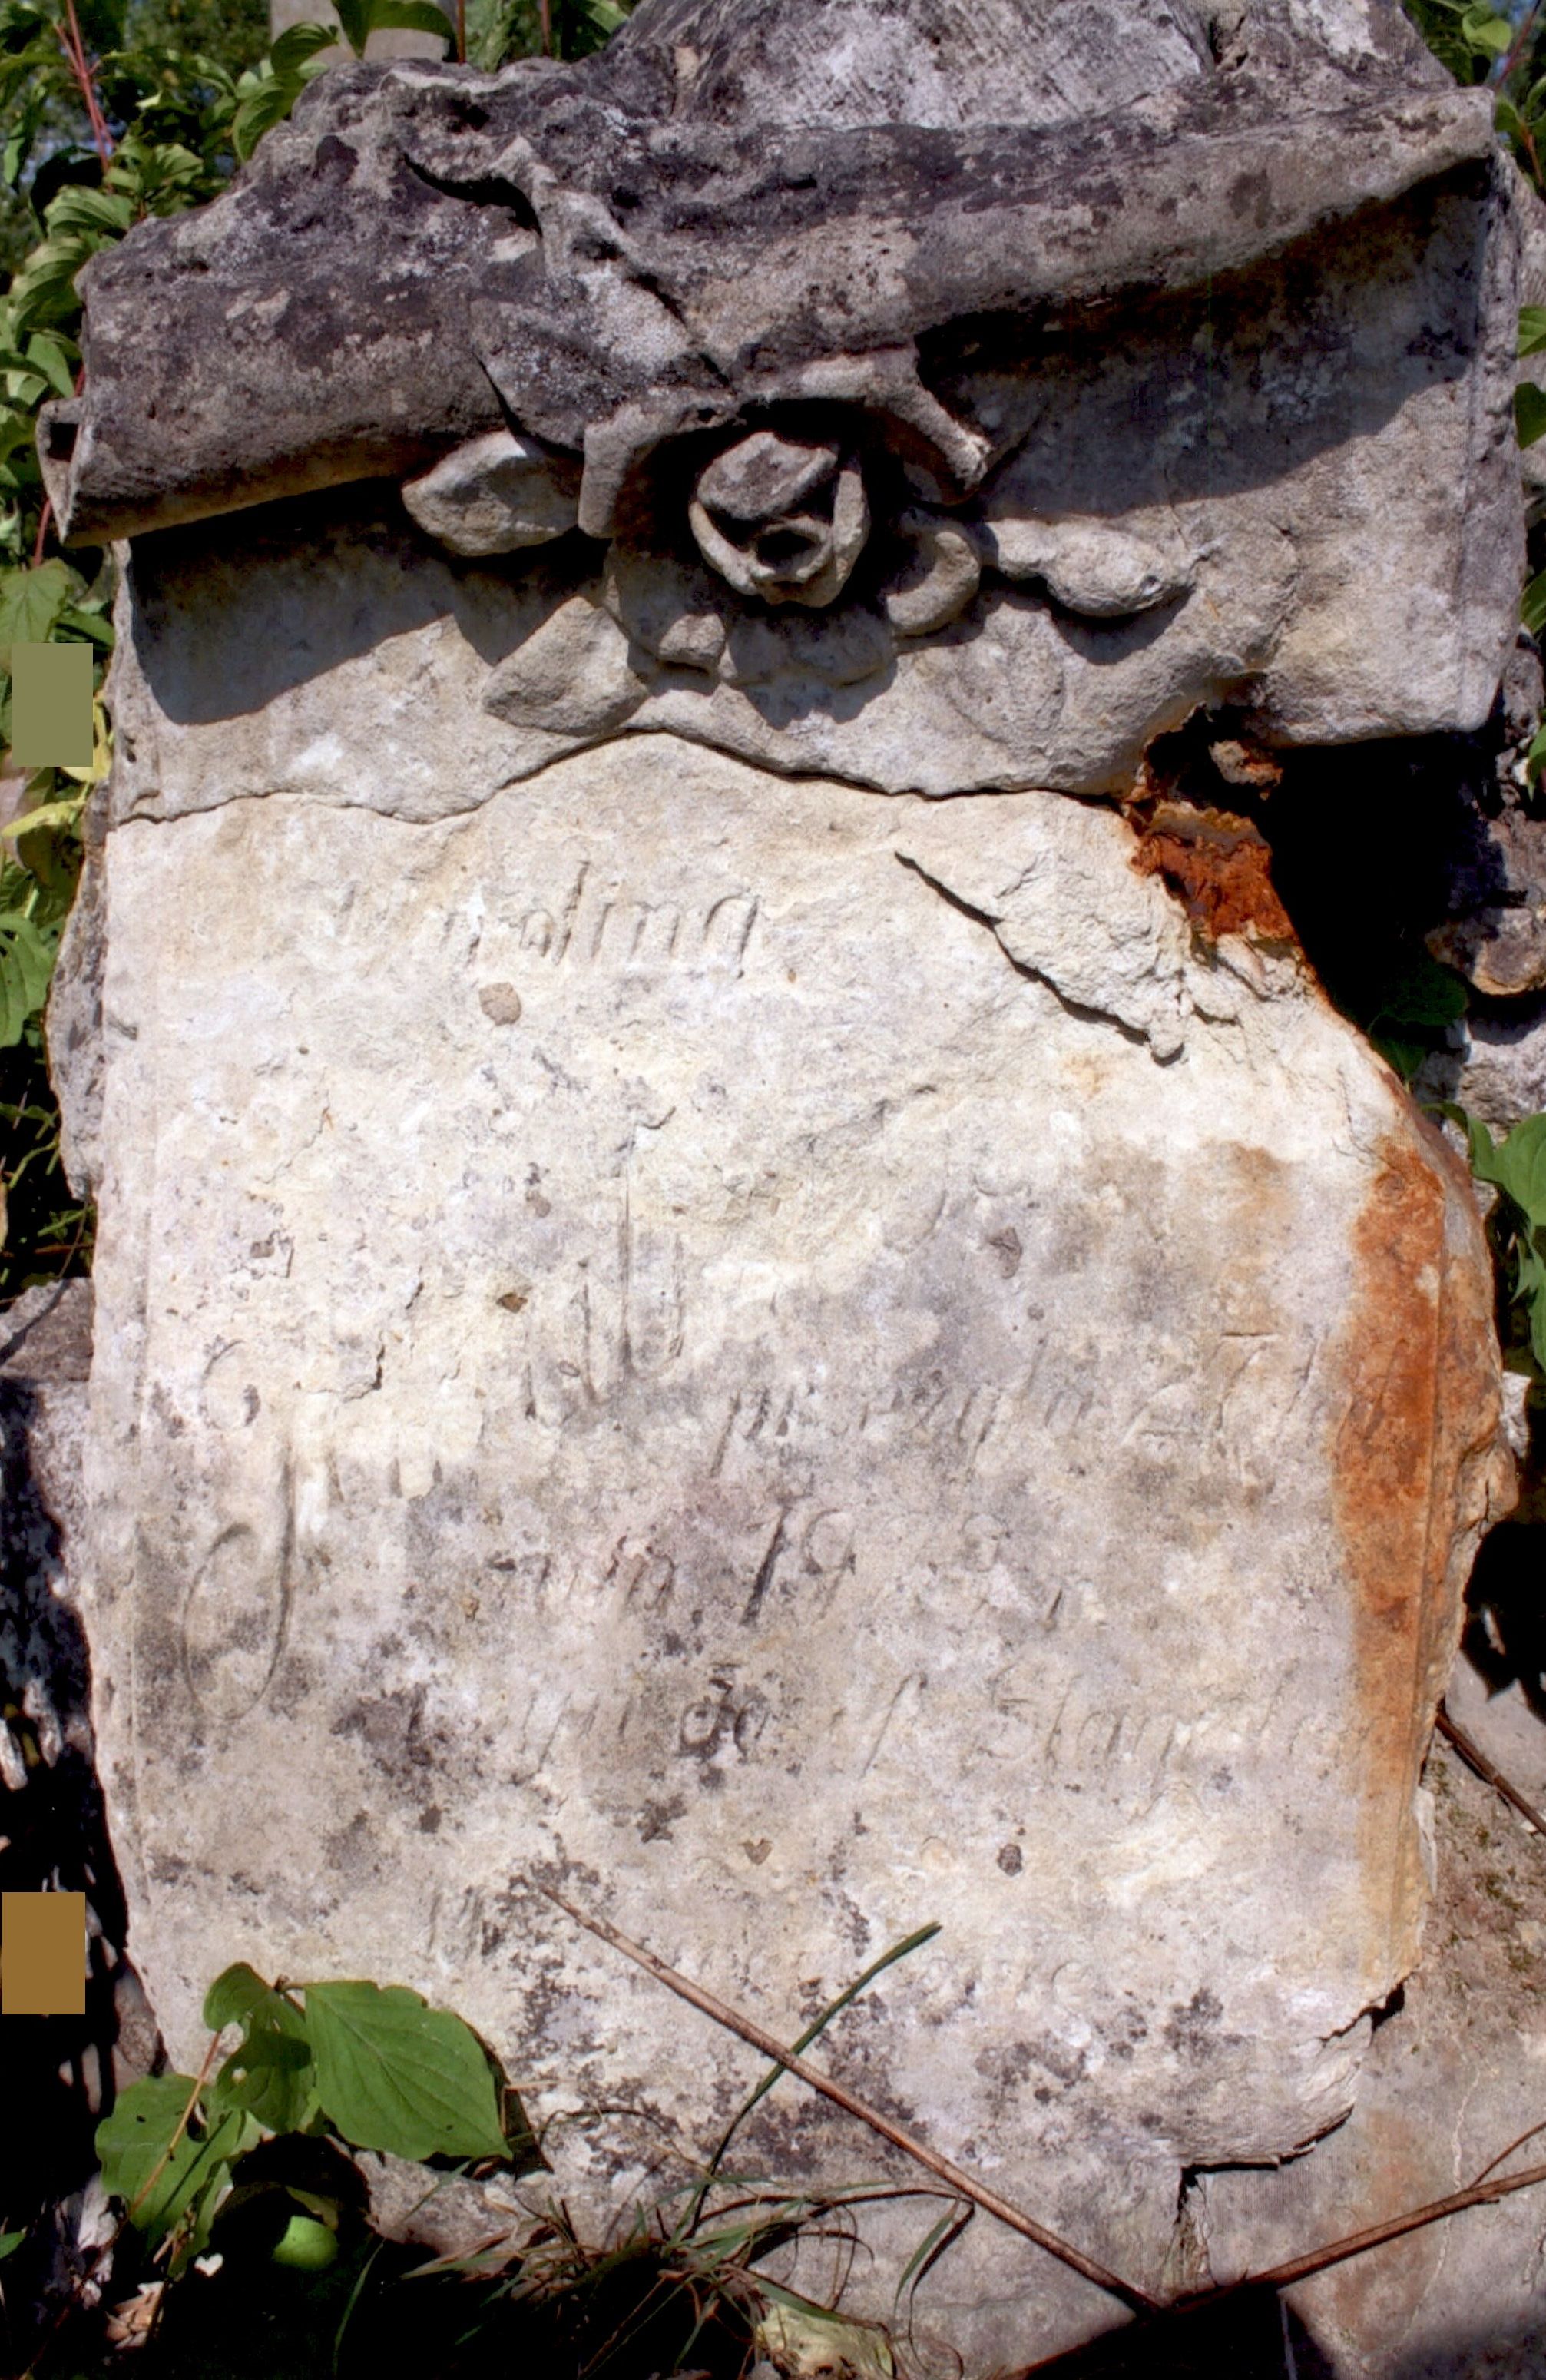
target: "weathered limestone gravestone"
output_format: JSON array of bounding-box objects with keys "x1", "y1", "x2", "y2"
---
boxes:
[{"x1": 37, "y1": 1, "x2": 1528, "y2": 2365}]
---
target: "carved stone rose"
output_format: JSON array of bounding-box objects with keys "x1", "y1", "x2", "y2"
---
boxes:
[{"x1": 688, "y1": 429, "x2": 869, "y2": 608}]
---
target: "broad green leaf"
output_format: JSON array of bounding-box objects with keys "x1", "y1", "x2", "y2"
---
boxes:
[
  {"x1": 1370, "y1": 1029, "x2": 1426, "y2": 1082},
  {"x1": 95, "y1": 2075, "x2": 243, "y2": 2247},
  {"x1": 1517, "y1": 382, "x2": 1546, "y2": 450},
  {"x1": 44, "y1": 184, "x2": 134, "y2": 237},
  {"x1": 204, "y1": 1959, "x2": 278, "y2": 2032},
  {"x1": 1460, "y1": 2, "x2": 1512, "y2": 53},
  {"x1": 1519, "y1": 306, "x2": 1546, "y2": 359},
  {"x1": 204, "y1": 1961, "x2": 316, "y2": 2135},
  {"x1": 55, "y1": 607, "x2": 114, "y2": 648},
  {"x1": 271, "y1": 21, "x2": 339, "y2": 72},
  {"x1": 232, "y1": 75, "x2": 305, "y2": 163},
  {"x1": 18, "y1": 335, "x2": 72, "y2": 399},
  {"x1": 0, "y1": 909, "x2": 55, "y2": 1046},
  {"x1": 2, "y1": 796, "x2": 86, "y2": 840},
  {"x1": 272, "y1": 2212, "x2": 338, "y2": 2269},
  {"x1": 1485, "y1": 1114, "x2": 1546, "y2": 1228},
  {"x1": 303, "y1": 1981, "x2": 509, "y2": 2163},
  {"x1": 336, "y1": 0, "x2": 452, "y2": 53},
  {"x1": 10, "y1": 232, "x2": 101, "y2": 336},
  {"x1": 0, "y1": 409, "x2": 38, "y2": 467},
  {"x1": 1371, "y1": 957, "x2": 1468, "y2": 1032},
  {"x1": 0, "y1": 560, "x2": 78, "y2": 651},
  {"x1": 207, "y1": 2030, "x2": 316, "y2": 2134},
  {"x1": 0, "y1": 2229, "x2": 22, "y2": 2260}
]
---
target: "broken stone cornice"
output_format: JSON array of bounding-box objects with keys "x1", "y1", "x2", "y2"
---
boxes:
[{"x1": 39, "y1": 1, "x2": 1498, "y2": 547}]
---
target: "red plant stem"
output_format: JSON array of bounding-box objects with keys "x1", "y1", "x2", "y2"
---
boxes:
[
  {"x1": 539, "y1": 0, "x2": 552, "y2": 55},
  {"x1": 58, "y1": 0, "x2": 114, "y2": 167},
  {"x1": 1501, "y1": 0, "x2": 1544, "y2": 88},
  {"x1": 30, "y1": 367, "x2": 86, "y2": 568},
  {"x1": 455, "y1": 0, "x2": 466, "y2": 61}
]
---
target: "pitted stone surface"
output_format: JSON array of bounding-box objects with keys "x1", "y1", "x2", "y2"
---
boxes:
[{"x1": 71, "y1": 729, "x2": 1498, "y2": 2370}]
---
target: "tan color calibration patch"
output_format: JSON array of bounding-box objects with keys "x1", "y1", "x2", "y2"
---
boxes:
[
  {"x1": 11, "y1": 641, "x2": 92, "y2": 767},
  {"x1": 2, "y1": 1890, "x2": 86, "y2": 2014}
]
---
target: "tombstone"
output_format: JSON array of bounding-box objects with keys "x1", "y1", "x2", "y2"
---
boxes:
[{"x1": 37, "y1": 2, "x2": 1522, "y2": 2366}]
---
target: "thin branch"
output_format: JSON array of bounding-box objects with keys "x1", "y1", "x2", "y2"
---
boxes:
[
  {"x1": 1469, "y1": 2118, "x2": 1546, "y2": 2189},
  {"x1": 1500, "y1": 0, "x2": 1544, "y2": 88},
  {"x1": 1436, "y1": 1704, "x2": 1546, "y2": 1838},
  {"x1": 125, "y1": 2031, "x2": 223, "y2": 2229},
  {"x1": 1218, "y1": 2156, "x2": 1546, "y2": 2299},
  {"x1": 58, "y1": 0, "x2": 114, "y2": 167},
  {"x1": 531, "y1": 1880, "x2": 1159, "y2": 2314}
]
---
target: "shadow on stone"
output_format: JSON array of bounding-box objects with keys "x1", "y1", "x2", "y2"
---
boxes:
[
  {"x1": 0, "y1": 1281, "x2": 159, "y2": 2359},
  {"x1": 1011, "y1": 2286, "x2": 1336, "y2": 2379}
]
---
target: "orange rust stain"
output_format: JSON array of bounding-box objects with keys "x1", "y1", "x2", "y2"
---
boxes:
[
  {"x1": 1129, "y1": 799, "x2": 1295, "y2": 943},
  {"x1": 1333, "y1": 1122, "x2": 1498, "y2": 1987}
]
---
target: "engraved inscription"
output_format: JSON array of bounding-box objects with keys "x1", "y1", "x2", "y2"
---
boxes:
[{"x1": 511, "y1": 861, "x2": 759, "y2": 976}]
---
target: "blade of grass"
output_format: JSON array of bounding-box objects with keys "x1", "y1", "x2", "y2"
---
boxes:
[
  {"x1": 531, "y1": 1880, "x2": 1157, "y2": 2313},
  {"x1": 893, "y1": 2199, "x2": 972, "y2": 2312},
  {"x1": 689, "y1": 1921, "x2": 940, "y2": 2233}
]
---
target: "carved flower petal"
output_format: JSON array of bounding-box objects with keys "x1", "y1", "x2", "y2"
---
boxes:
[
  {"x1": 696, "y1": 429, "x2": 839, "y2": 523},
  {"x1": 986, "y1": 519, "x2": 1193, "y2": 618},
  {"x1": 880, "y1": 514, "x2": 982, "y2": 637},
  {"x1": 402, "y1": 430, "x2": 581, "y2": 557}
]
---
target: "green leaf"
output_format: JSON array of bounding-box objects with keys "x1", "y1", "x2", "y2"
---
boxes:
[
  {"x1": 95, "y1": 2075, "x2": 246, "y2": 2250},
  {"x1": 0, "y1": 2229, "x2": 22, "y2": 2260},
  {"x1": 1481, "y1": 1113, "x2": 1546, "y2": 1229},
  {"x1": 1461, "y1": 2, "x2": 1512, "y2": 52},
  {"x1": 1520, "y1": 307, "x2": 1546, "y2": 360},
  {"x1": 55, "y1": 607, "x2": 114, "y2": 648},
  {"x1": 272, "y1": 2212, "x2": 339, "y2": 2269},
  {"x1": 18, "y1": 334, "x2": 72, "y2": 400},
  {"x1": 44, "y1": 184, "x2": 134, "y2": 237},
  {"x1": 271, "y1": 20, "x2": 338, "y2": 72},
  {"x1": 8, "y1": 234, "x2": 94, "y2": 337},
  {"x1": 335, "y1": 0, "x2": 452, "y2": 53},
  {"x1": 232, "y1": 74, "x2": 305, "y2": 163},
  {"x1": 1524, "y1": 1238, "x2": 1546, "y2": 1375},
  {"x1": 1367, "y1": 953, "x2": 1467, "y2": 1076},
  {"x1": 0, "y1": 908, "x2": 56, "y2": 1046},
  {"x1": 0, "y1": 559, "x2": 79, "y2": 652},
  {"x1": 303, "y1": 1981, "x2": 509, "y2": 2163},
  {"x1": 1524, "y1": 568, "x2": 1546, "y2": 639},
  {"x1": 2, "y1": 795, "x2": 86, "y2": 840},
  {"x1": 204, "y1": 1961, "x2": 276, "y2": 2031},
  {"x1": 204, "y1": 1961, "x2": 317, "y2": 2135},
  {"x1": 1370, "y1": 957, "x2": 1468, "y2": 1033},
  {"x1": 1516, "y1": 382, "x2": 1546, "y2": 450}
]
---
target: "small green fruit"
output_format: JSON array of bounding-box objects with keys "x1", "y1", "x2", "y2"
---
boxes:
[{"x1": 271, "y1": 2214, "x2": 338, "y2": 2271}]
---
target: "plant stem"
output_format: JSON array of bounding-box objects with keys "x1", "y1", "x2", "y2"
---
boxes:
[
  {"x1": 58, "y1": 0, "x2": 114, "y2": 168},
  {"x1": 533, "y1": 1880, "x2": 1159, "y2": 2313},
  {"x1": 1436, "y1": 1703, "x2": 1546, "y2": 1838}
]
